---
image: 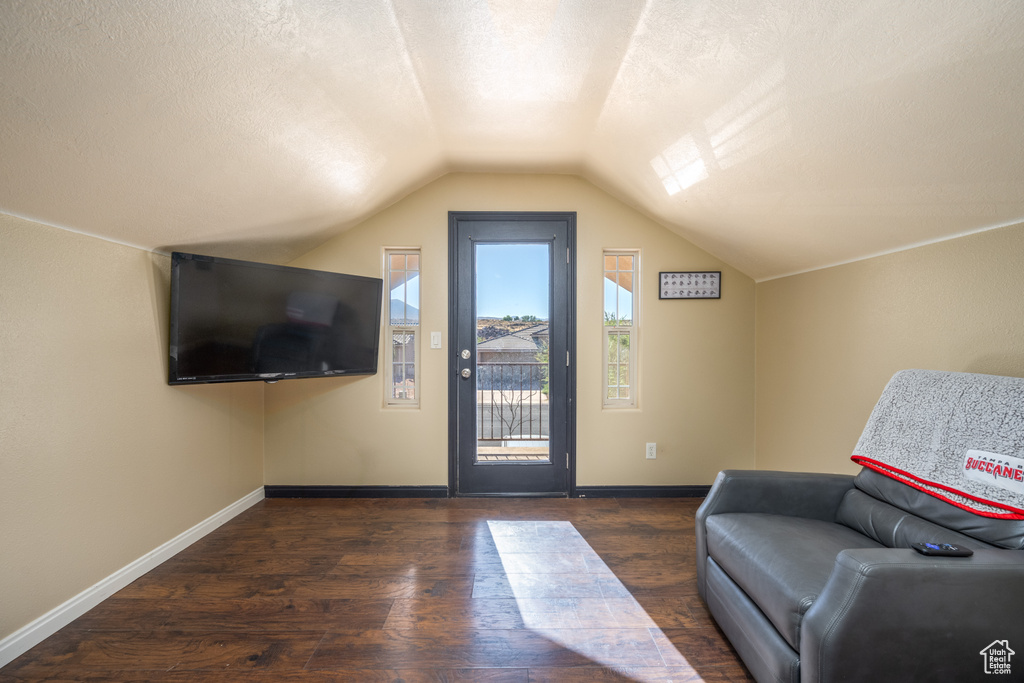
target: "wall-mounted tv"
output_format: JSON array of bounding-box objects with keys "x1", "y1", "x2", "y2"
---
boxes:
[{"x1": 169, "y1": 252, "x2": 383, "y2": 385}]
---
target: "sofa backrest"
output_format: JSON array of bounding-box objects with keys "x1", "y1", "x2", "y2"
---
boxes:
[{"x1": 843, "y1": 468, "x2": 1024, "y2": 549}]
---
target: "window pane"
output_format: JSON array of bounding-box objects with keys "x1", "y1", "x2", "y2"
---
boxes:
[
  {"x1": 390, "y1": 271, "x2": 406, "y2": 293},
  {"x1": 604, "y1": 277, "x2": 618, "y2": 324},
  {"x1": 390, "y1": 253, "x2": 406, "y2": 270},
  {"x1": 407, "y1": 254, "x2": 419, "y2": 270},
  {"x1": 610, "y1": 329, "x2": 626, "y2": 362},
  {"x1": 617, "y1": 269, "x2": 634, "y2": 294},
  {"x1": 393, "y1": 330, "x2": 413, "y2": 360},
  {"x1": 604, "y1": 254, "x2": 617, "y2": 271},
  {"x1": 616, "y1": 274, "x2": 633, "y2": 325},
  {"x1": 405, "y1": 274, "x2": 420, "y2": 323},
  {"x1": 389, "y1": 273, "x2": 406, "y2": 324},
  {"x1": 618, "y1": 255, "x2": 633, "y2": 271}
]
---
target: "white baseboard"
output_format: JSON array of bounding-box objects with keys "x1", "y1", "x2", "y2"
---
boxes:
[{"x1": 0, "y1": 487, "x2": 265, "y2": 669}]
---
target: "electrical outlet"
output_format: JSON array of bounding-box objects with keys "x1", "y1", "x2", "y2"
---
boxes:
[{"x1": 646, "y1": 442, "x2": 657, "y2": 459}]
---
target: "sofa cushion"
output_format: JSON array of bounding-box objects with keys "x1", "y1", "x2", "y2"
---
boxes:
[
  {"x1": 855, "y1": 468, "x2": 1024, "y2": 549},
  {"x1": 705, "y1": 513, "x2": 883, "y2": 650},
  {"x1": 705, "y1": 557, "x2": 799, "y2": 683},
  {"x1": 836, "y1": 488, "x2": 998, "y2": 550}
]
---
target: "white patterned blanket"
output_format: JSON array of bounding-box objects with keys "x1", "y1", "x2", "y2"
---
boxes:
[{"x1": 851, "y1": 369, "x2": 1024, "y2": 519}]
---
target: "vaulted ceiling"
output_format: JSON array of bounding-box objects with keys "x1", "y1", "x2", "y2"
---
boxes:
[{"x1": 2, "y1": 1, "x2": 1023, "y2": 280}]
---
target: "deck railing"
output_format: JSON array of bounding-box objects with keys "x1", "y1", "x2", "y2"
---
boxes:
[{"x1": 476, "y1": 362, "x2": 548, "y2": 441}]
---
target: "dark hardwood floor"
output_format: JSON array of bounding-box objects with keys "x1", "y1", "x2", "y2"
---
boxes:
[{"x1": 0, "y1": 497, "x2": 753, "y2": 682}]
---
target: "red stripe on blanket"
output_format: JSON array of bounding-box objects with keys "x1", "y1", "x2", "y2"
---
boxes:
[{"x1": 851, "y1": 455, "x2": 1024, "y2": 520}]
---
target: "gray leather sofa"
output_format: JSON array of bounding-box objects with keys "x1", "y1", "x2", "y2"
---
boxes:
[{"x1": 696, "y1": 372, "x2": 1024, "y2": 682}]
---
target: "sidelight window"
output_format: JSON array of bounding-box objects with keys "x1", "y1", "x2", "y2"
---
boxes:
[
  {"x1": 603, "y1": 250, "x2": 638, "y2": 408},
  {"x1": 385, "y1": 249, "x2": 420, "y2": 406}
]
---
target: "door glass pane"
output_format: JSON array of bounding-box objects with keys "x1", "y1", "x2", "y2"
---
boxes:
[{"x1": 475, "y1": 243, "x2": 550, "y2": 463}]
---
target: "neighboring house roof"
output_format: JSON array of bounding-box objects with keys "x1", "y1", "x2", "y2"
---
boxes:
[
  {"x1": 478, "y1": 335, "x2": 539, "y2": 352},
  {"x1": 478, "y1": 324, "x2": 548, "y2": 351},
  {"x1": 513, "y1": 324, "x2": 548, "y2": 341}
]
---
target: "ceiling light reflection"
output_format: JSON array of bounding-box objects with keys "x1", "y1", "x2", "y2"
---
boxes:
[
  {"x1": 651, "y1": 134, "x2": 709, "y2": 195},
  {"x1": 706, "y1": 60, "x2": 790, "y2": 171},
  {"x1": 652, "y1": 60, "x2": 790, "y2": 195},
  {"x1": 275, "y1": 121, "x2": 386, "y2": 198}
]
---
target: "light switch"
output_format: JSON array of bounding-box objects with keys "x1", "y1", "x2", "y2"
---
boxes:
[{"x1": 430, "y1": 331, "x2": 442, "y2": 349}]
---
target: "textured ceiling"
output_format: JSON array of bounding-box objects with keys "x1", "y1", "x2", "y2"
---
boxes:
[{"x1": 2, "y1": 0, "x2": 1023, "y2": 280}]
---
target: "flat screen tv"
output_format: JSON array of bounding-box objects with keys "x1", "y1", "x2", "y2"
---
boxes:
[{"x1": 169, "y1": 252, "x2": 383, "y2": 384}]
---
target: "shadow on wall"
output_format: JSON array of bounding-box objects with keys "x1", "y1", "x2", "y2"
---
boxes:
[
  {"x1": 148, "y1": 251, "x2": 172, "y2": 380},
  {"x1": 262, "y1": 374, "x2": 368, "y2": 412},
  {"x1": 965, "y1": 355, "x2": 1024, "y2": 379}
]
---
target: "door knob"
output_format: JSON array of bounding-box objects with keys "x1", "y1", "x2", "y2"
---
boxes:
[{"x1": 461, "y1": 368, "x2": 472, "y2": 379}]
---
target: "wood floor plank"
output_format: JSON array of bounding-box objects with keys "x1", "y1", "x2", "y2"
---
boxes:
[
  {"x1": 0, "y1": 497, "x2": 752, "y2": 681},
  {"x1": 118, "y1": 572, "x2": 473, "y2": 600},
  {"x1": 527, "y1": 665, "x2": 754, "y2": 682},
  {"x1": 1, "y1": 670, "x2": 530, "y2": 683},
  {"x1": 652, "y1": 627, "x2": 752, "y2": 670},
  {"x1": 306, "y1": 627, "x2": 667, "y2": 669},
  {"x1": 72, "y1": 597, "x2": 394, "y2": 632},
  {"x1": 157, "y1": 553, "x2": 343, "y2": 575},
  {"x1": 4, "y1": 631, "x2": 322, "y2": 676},
  {"x1": 330, "y1": 551, "x2": 506, "y2": 576},
  {"x1": 471, "y1": 572, "x2": 608, "y2": 600},
  {"x1": 384, "y1": 597, "x2": 528, "y2": 630},
  {"x1": 382, "y1": 596, "x2": 665, "y2": 631}
]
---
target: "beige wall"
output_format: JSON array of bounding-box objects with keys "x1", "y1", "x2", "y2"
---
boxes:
[
  {"x1": 755, "y1": 222, "x2": 1024, "y2": 474},
  {"x1": 8, "y1": 172, "x2": 1022, "y2": 645},
  {"x1": 0, "y1": 214, "x2": 264, "y2": 641},
  {"x1": 266, "y1": 173, "x2": 757, "y2": 487}
]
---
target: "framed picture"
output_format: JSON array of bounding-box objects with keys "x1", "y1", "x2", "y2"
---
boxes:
[{"x1": 659, "y1": 271, "x2": 721, "y2": 299}]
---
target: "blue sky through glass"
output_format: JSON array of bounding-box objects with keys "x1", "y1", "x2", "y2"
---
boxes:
[
  {"x1": 604, "y1": 277, "x2": 633, "y2": 322},
  {"x1": 398, "y1": 275, "x2": 418, "y2": 307},
  {"x1": 476, "y1": 243, "x2": 549, "y2": 319}
]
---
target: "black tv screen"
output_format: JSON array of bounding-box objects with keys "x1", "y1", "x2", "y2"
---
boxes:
[{"x1": 169, "y1": 252, "x2": 383, "y2": 384}]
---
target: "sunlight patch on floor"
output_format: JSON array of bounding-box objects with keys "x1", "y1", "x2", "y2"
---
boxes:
[{"x1": 485, "y1": 519, "x2": 695, "y2": 682}]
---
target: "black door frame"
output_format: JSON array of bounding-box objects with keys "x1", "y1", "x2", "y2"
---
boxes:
[{"x1": 447, "y1": 211, "x2": 577, "y2": 497}]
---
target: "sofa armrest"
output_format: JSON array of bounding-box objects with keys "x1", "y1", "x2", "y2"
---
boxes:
[
  {"x1": 695, "y1": 470, "x2": 855, "y2": 599},
  {"x1": 801, "y1": 548, "x2": 1024, "y2": 683}
]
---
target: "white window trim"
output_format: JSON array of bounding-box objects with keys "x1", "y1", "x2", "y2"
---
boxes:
[
  {"x1": 384, "y1": 247, "x2": 421, "y2": 408},
  {"x1": 603, "y1": 249, "x2": 639, "y2": 409}
]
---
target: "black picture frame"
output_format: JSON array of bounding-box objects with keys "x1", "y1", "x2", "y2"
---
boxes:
[{"x1": 659, "y1": 271, "x2": 721, "y2": 299}]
